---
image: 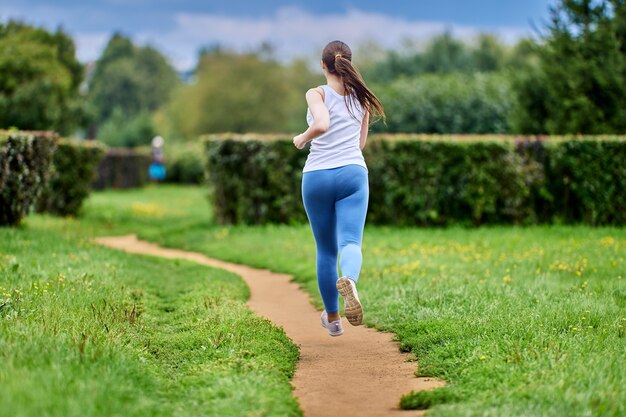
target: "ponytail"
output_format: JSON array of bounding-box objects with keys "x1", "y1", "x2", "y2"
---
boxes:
[{"x1": 322, "y1": 41, "x2": 386, "y2": 124}]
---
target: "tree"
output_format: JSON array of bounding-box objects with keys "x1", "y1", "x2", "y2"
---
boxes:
[
  {"x1": 97, "y1": 108, "x2": 156, "y2": 147},
  {"x1": 473, "y1": 34, "x2": 507, "y2": 72},
  {"x1": 421, "y1": 31, "x2": 473, "y2": 73},
  {"x1": 364, "y1": 32, "x2": 511, "y2": 82},
  {"x1": 88, "y1": 34, "x2": 178, "y2": 130},
  {"x1": 373, "y1": 73, "x2": 513, "y2": 134},
  {"x1": 162, "y1": 50, "x2": 320, "y2": 138},
  {"x1": 0, "y1": 21, "x2": 84, "y2": 134},
  {"x1": 508, "y1": 39, "x2": 551, "y2": 134},
  {"x1": 512, "y1": 0, "x2": 626, "y2": 134}
]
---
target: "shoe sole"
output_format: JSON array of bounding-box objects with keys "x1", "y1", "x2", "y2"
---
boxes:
[{"x1": 336, "y1": 277, "x2": 363, "y2": 326}]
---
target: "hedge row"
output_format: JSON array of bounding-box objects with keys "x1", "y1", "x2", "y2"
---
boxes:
[
  {"x1": 0, "y1": 131, "x2": 108, "y2": 225},
  {"x1": 107, "y1": 143, "x2": 205, "y2": 185},
  {"x1": 0, "y1": 130, "x2": 57, "y2": 226},
  {"x1": 204, "y1": 134, "x2": 626, "y2": 226},
  {"x1": 92, "y1": 148, "x2": 151, "y2": 190},
  {"x1": 164, "y1": 142, "x2": 205, "y2": 184},
  {"x1": 37, "y1": 139, "x2": 105, "y2": 216},
  {"x1": 205, "y1": 135, "x2": 307, "y2": 224}
]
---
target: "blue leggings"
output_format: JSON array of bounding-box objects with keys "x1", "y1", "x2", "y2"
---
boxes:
[{"x1": 302, "y1": 164, "x2": 369, "y2": 314}]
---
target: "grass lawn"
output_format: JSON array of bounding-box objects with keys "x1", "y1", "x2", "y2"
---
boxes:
[
  {"x1": 0, "y1": 190, "x2": 300, "y2": 417},
  {"x1": 182, "y1": 223, "x2": 626, "y2": 416},
  {"x1": 9, "y1": 184, "x2": 626, "y2": 416},
  {"x1": 53, "y1": 184, "x2": 626, "y2": 417}
]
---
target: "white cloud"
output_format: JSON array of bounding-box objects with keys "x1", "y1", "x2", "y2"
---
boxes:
[
  {"x1": 146, "y1": 7, "x2": 531, "y2": 71},
  {"x1": 2, "y1": 4, "x2": 532, "y2": 71},
  {"x1": 73, "y1": 32, "x2": 110, "y2": 62}
]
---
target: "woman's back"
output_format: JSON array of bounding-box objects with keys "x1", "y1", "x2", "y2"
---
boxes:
[{"x1": 303, "y1": 85, "x2": 366, "y2": 173}]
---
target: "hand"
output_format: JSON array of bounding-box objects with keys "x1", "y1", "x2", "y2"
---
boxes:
[{"x1": 292, "y1": 134, "x2": 307, "y2": 150}]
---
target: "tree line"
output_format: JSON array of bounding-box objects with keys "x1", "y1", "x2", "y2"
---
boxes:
[{"x1": 1, "y1": 0, "x2": 625, "y2": 145}]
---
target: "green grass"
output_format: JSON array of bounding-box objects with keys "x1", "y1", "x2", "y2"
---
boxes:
[
  {"x1": 1, "y1": 194, "x2": 300, "y2": 417},
  {"x1": 11, "y1": 184, "x2": 626, "y2": 416},
  {"x1": 65, "y1": 184, "x2": 212, "y2": 238},
  {"x1": 173, "y1": 225, "x2": 626, "y2": 417},
  {"x1": 59, "y1": 184, "x2": 626, "y2": 417}
]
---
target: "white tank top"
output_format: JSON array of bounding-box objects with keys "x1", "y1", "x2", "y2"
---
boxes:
[{"x1": 302, "y1": 85, "x2": 367, "y2": 173}]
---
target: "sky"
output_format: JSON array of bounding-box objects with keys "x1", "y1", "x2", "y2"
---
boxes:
[{"x1": 2, "y1": 0, "x2": 555, "y2": 71}]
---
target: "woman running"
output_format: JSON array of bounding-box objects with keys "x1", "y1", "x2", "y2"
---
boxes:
[{"x1": 293, "y1": 40, "x2": 385, "y2": 337}]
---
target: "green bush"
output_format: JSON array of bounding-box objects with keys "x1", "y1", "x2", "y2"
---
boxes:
[
  {"x1": 164, "y1": 141, "x2": 205, "y2": 184},
  {"x1": 545, "y1": 138, "x2": 626, "y2": 225},
  {"x1": 204, "y1": 135, "x2": 307, "y2": 224},
  {"x1": 0, "y1": 21, "x2": 85, "y2": 135},
  {"x1": 0, "y1": 130, "x2": 57, "y2": 226},
  {"x1": 365, "y1": 138, "x2": 537, "y2": 226},
  {"x1": 97, "y1": 109, "x2": 156, "y2": 148},
  {"x1": 92, "y1": 147, "x2": 151, "y2": 189},
  {"x1": 37, "y1": 139, "x2": 105, "y2": 216},
  {"x1": 372, "y1": 73, "x2": 512, "y2": 134},
  {"x1": 204, "y1": 134, "x2": 626, "y2": 226}
]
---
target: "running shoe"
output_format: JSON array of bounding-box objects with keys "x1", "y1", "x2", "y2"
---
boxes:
[
  {"x1": 336, "y1": 277, "x2": 363, "y2": 326},
  {"x1": 320, "y1": 311, "x2": 344, "y2": 337}
]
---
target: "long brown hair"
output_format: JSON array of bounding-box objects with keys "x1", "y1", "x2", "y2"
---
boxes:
[{"x1": 321, "y1": 40, "x2": 386, "y2": 124}]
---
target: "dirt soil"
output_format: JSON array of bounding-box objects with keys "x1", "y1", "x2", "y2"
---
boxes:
[{"x1": 94, "y1": 235, "x2": 445, "y2": 417}]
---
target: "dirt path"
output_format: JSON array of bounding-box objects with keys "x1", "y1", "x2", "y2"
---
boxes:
[{"x1": 94, "y1": 235, "x2": 445, "y2": 417}]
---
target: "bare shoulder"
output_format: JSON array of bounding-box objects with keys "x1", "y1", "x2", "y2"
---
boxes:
[{"x1": 306, "y1": 86, "x2": 325, "y2": 100}]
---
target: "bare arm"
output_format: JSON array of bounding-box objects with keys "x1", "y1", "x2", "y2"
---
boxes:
[
  {"x1": 293, "y1": 88, "x2": 330, "y2": 149},
  {"x1": 359, "y1": 111, "x2": 370, "y2": 150}
]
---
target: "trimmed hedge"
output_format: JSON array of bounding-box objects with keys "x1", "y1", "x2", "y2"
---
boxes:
[
  {"x1": 205, "y1": 135, "x2": 307, "y2": 224},
  {"x1": 204, "y1": 134, "x2": 626, "y2": 226},
  {"x1": 37, "y1": 139, "x2": 105, "y2": 216},
  {"x1": 365, "y1": 139, "x2": 538, "y2": 226},
  {"x1": 165, "y1": 142, "x2": 205, "y2": 184},
  {"x1": 92, "y1": 147, "x2": 151, "y2": 190},
  {"x1": 545, "y1": 139, "x2": 626, "y2": 225},
  {"x1": 0, "y1": 130, "x2": 57, "y2": 226}
]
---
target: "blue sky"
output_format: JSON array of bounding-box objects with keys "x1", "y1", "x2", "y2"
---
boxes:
[{"x1": 2, "y1": 1, "x2": 555, "y2": 70}]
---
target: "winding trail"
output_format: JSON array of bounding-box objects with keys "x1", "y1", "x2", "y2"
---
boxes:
[{"x1": 94, "y1": 234, "x2": 445, "y2": 417}]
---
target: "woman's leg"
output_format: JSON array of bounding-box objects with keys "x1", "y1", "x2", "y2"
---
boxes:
[
  {"x1": 335, "y1": 165, "x2": 369, "y2": 283},
  {"x1": 302, "y1": 170, "x2": 340, "y2": 314}
]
